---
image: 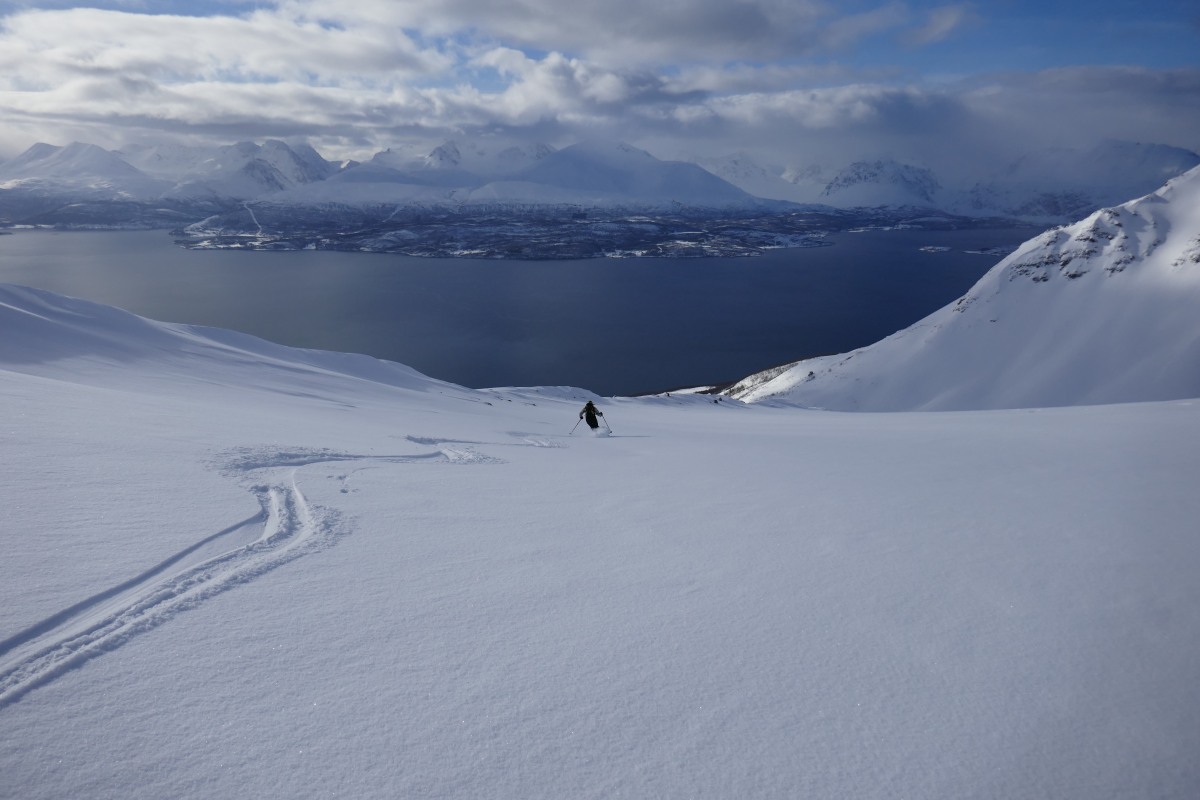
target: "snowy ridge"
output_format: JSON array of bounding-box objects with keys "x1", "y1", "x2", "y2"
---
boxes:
[{"x1": 726, "y1": 166, "x2": 1200, "y2": 410}]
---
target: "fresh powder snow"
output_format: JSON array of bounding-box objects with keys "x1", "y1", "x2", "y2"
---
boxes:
[{"x1": 3, "y1": 171, "x2": 1200, "y2": 796}]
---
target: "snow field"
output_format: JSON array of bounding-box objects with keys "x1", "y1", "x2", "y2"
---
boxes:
[{"x1": 3, "y1": 321, "x2": 1199, "y2": 798}]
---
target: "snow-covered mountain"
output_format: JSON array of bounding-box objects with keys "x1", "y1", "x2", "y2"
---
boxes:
[
  {"x1": 818, "y1": 159, "x2": 942, "y2": 208},
  {"x1": 419, "y1": 139, "x2": 557, "y2": 177},
  {"x1": 726, "y1": 165, "x2": 1200, "y2": 410},
  {"x1": 0, "y1": 142, "x2": 169, "y2": 200},
  {"x1": 264, "y1": 139, "x2": 760, "y2": 210},
  {"x1": 364, "y1": 139, "x2": 556, "y2": 179},
  {"x1": 0, "y1": 139, "x2": 340, "y2": 225},
  {"x1": 5, "y1": 136, "x2": 1197, "y2": 228},
  {"x1": 151, "y1": 140, "x2": 337, "y2": 201},
  {"x1": 0, "y1": 139, "x2": 336, "y2": 204},
  {"x1": 701, "y1": 141, "x2": 1200, "y2": 220},
  {"x1": 348, "y1": 139, "x2": 554, "y2": 191}
]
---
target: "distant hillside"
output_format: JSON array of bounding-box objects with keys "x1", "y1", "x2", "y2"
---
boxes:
[{"x1": 703, "y1": 140, "x2": 1200, "y2": 221}]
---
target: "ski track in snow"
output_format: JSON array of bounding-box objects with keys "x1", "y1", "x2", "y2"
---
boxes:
[{"x1": 0, "y1": 440, "x2": 515, "y2": 708}]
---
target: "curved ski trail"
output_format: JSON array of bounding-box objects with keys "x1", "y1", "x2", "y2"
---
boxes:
[
  {"x1": 0, "y1": 440, "x2": 517, "y2": 708},
  {"x1": 0, "y1": 471, "x2": 339, "y2": 709}
]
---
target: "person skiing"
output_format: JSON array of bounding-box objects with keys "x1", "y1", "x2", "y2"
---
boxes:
[{"x1": 579, "y1": 400, "x2": 604, "y2": 430}]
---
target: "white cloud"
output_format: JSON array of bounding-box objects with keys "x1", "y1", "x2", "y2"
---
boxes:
[
  {"x1": 276, "y1": 0, "x2": 907, "y2": 65},
  {"x1": 904, "y1": 4, "x2": 975, "y2": 47},
  {"x1": 0, "y1": 1, "x2": 1197, "y2": 173},
  {"x1": 0, "y1": 6, "x2": 449, "y2": 88}
]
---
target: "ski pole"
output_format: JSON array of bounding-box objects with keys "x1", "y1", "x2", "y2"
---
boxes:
[
  {"x1": 570, "y1": 418, "x2": 582, "y2": 434},
  {"x1": 602, "y1": 416, "x2": 613, "y2": 433}
]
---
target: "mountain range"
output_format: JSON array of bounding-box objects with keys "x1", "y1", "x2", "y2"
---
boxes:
[
  {"x1": 698, "y1": 140, "x2": 1200, "y2": 219},
  {"x1": 261, "y1": 139, "x2": 759, "y2": 209},
  {"x1": 3, "y1": 137, "x2": 1197, "y2": 232}
]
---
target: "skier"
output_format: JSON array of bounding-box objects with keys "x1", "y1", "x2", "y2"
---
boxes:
[{"x1": 579, "y1": 400, "x2": 604, "y2": 431}]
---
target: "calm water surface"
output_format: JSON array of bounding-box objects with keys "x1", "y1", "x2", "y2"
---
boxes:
[{"x1": 0, "y1": 228, "x2": 1036, "y2": 395}]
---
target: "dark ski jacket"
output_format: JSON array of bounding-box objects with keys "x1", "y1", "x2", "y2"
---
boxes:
[{"x1": 580, "y1": 401, "x2": 603, "y2": 429}]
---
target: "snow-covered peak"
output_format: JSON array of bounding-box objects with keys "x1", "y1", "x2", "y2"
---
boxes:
[
  {"x1": 423, "y1": 140, "x2": 463, "y2": 169},
  {"x1": 422, "y1": 139, "x2": 557, "y2": 178},
  {"x1": 3, "y1": 142, "x2": 68, "y2": 173},
  {"x1": 727, "y1": 166, "x2": 1200, "y2": 410},
  {"x1": 1, "y1": 142, "x2": 142, "y2": 181},
  {"x1": 0, "y1": 142, "x2": 167, "y2": 199},
  {"x1": 259, "y1": 139, "x2": 337, "y2": 185},
  {"x1": 368, "y1": 139, "x2": 557, "y2": 179},
  {"x1": 113, "y1": 139, "x2": 337, "y2": 201},
  {"x1": 819, "y1": 159, "x2": 941, "y2": 207},
  {"x1": 159, "y1": 140, "x2": 338, "y2": 201}
]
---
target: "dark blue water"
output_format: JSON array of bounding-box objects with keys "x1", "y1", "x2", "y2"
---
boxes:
[{"x1": 0, "y1": 228, "x2": 1035, "y2": 395}]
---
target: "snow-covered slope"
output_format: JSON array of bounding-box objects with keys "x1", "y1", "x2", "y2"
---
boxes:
[
  {"x1": 819, "y1": 159, "x2": 942, "y2": 208},
  {"x1": 0, "y1": 142, "x2": 169, "y2": 200},
  {"x1": 156, "y1": 140, "x2": 338, "y2": 201},
  {"x1": 2, "y1": 282, "x2": 1199, "y2": 798},
  {"x1": 728, "y1": 166, "x2": 1200, "y2": 410},
  {"x1": 0, "y1": 283, "x2": 452, "y2": 397}
]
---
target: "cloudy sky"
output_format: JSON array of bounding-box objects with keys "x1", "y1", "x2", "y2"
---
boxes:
[{"x1": 0, "y1": 0, "x2": 1197, "y2": 174}]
